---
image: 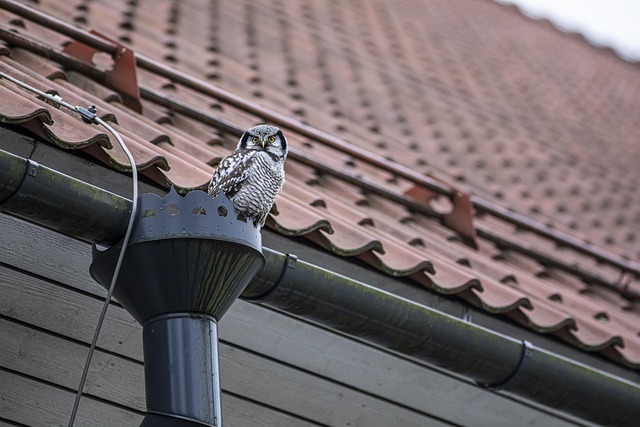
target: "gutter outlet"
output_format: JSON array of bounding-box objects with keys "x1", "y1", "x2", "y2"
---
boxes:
[{"x1": 90, "y1": 188, "x2": 265, "y2": 426}]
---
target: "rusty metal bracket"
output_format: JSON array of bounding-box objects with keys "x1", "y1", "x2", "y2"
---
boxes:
[
  {"x1": 63, "y1": 30, "x2": 142, "y2": 113},
  {"x1": 443, "y1": 191, "x2": 478, "y2": 248},
  {"x1": 615, "y1": 270, "x2": 636, "y2": 299},
  {"x1": 404, "y1": 184, "x2": 478, "y2": 248}
]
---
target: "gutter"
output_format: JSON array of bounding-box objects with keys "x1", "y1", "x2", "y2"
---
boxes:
[
  {"x1": 1, "y1": 147, "x2": 639, "y2": 426},
  {"x1": 0, "y1": 149, "x2": 130, "y2": 244}
]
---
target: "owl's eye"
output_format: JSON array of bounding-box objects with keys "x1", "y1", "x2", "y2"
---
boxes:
[
  {"x1": 268, "y1": 136, "x2": 276, "y2": 143},
  {"x1": 251, "y1": 137, "x2": 259, "y2": 144}
]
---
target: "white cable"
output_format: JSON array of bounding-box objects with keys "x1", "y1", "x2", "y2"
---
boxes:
[
  {"x1": 0, "y1": 71, "x2": 139, "y2": 426},
  {"x1": 0, "y1": 71, "x2": 76, "y2": 110},
  {"x1": 67, "y1": 117, "x2": 138, "y2": 427}
]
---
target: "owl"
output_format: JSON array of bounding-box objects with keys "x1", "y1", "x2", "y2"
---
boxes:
[{"x1": 208, "y1": 124, "x2": 288, "y2": 227}]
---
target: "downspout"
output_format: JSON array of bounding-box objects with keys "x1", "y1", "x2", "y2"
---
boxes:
[
  {"x1": 1, "y1": 149, "x2": 265, "y2": 426},
  {"x1": 89, "y1": 188, "x2": 265, "y2": 426},
  {"x1": 1, "y1": 148, "x2": 639, "y2": 427}
]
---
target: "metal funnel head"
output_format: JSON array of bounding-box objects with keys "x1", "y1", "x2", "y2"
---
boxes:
[
  {"x1": 89, "y1": 188, "x2": 265, "y2": 324},
  {"x1": 89, "y1": 188, "x2": 265, "y2": 427}
]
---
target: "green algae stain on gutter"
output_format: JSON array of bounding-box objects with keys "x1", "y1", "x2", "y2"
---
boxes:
[{"x1": 0, "y1": 148, "x2": 131, "y2": 244}]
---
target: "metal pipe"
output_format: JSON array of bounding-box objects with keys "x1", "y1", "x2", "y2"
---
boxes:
[
  {"x1": 0, "y1": 150, "x2": 639, "y2": 426},
  {"x1": 88, "y1": 187, "x2": 265, "y2": 427},
  {"x1": 0, "y1": 0, "x2": 120, "y2": 55},
  {"x1": 0, "y1": 6, "x2": 638, "y2": 288},
  {"x1": 243, "y1": 251, "x2": 640, "y2": 427},
  {"x1": 473, "y1": 198, "x2": 640, "y2": 281},
  {"x1": 0, "y1": 147, "x2": 27, "y2": 203},
  {"x1": 141, "y1": 314, "x2": 222, "y2": 427},
  {"x1": 0, "y1": 149, "x2": 130, "y2": 244},
  {"x1": 243, "y1": 252, "x2": 524, "y2": 386},
  {"x1": 0, "y1": 26, "x2": 105, "y2": 82}
]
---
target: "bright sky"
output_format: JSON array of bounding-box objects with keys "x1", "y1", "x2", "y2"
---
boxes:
[{"x1": 497, "y1": 0, "x2": 640, "y2": 61}]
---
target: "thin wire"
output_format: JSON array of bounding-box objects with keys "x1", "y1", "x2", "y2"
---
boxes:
[
  {"x1": 0, "y1": 71, "x2": 139, "y2": 426},
  {"x1": 0, "y1": 71, "x2": 76, "y2": 110},
  {"x1": 67, "y1": 117, "x2": 138, "y2": 426}
]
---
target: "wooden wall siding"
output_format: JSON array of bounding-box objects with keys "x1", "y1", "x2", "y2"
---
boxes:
[{"x1": 0, "y1": 214, "x2": 577, "y2": 427}]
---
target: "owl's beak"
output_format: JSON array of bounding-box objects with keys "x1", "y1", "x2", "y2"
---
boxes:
[{"x1": 261, "y1": 139, "x2": 266, "y2": 149}]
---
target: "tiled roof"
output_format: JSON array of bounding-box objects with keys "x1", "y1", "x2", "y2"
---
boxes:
[{"x1": 1, "y1": 0, "x2": 640, "y2": 369}]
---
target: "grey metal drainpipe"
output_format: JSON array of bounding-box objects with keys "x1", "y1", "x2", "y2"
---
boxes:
[
  {"x1": 1, "y1": 147, "x2": 640, "y2": 426},
  {"x1": 89, "y1": 188, "x2": 265, "y2": 426},
  {"x1": 140, "y1": 314, "x2": 223, "y2": 427},
  {"x1": 0, "y1": 149, "x2": 130, "y2": 243}
]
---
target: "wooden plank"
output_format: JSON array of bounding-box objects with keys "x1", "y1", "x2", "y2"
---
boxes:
[
  {"x1": 0, "y1": 261, "x2": 575, "y2": 427},
  {"x1": 0, "y1": 214, "x2": 98, "y2": 295},
  {"x1": 0, "y1": 319, "x2": 146, "y2": 412},
  {"x1": 0, "y1": 371, "x2": 318, "y2": 427},
  {"x1": 0, "y1": 265, "x2": 143, "y2": 360},
  {"x1": 0, "y1": 320, "x2": 320, "y2": 427},
  {"x1": 0, "y1": 369, "x2": 142, "y2": 427},
  {"x1": 223, "y1": 394, "x2": 322, "y2": 427},
  {"x1": 0, "y1": 315, "x2": 447, "y2": 427},
  {"x1": 219, "y1": 344, "x2": 450, "y2": 427}
]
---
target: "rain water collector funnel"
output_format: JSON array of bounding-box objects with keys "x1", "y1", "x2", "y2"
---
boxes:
[{"x1": 90, "y1": 189, "x2": 265, "y2": 426}]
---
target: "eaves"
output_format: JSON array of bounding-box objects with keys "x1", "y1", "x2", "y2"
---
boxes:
[{"x1": 1, "y1": 125, "x2": 638, "y2": 427}]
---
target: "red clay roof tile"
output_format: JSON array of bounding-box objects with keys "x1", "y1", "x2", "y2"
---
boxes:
[
  {"x1": 9, "y1": 48, "x2": 64, "y2": 80},
  {"x1": 508, "y1": 302, "x2": 577, "y2": 334},
  {"x1": 266, "y1": 195, "x2": 333, "y2": 237},
  {"x1": 0, "y1": 0, "x2": 639, "y2": 369},
  {"x1": 0, "y1": 81, "x2": 52, "y2": 124},
  {"x1": 306, "y1": 217, "x2": 384, "y2": 257}
]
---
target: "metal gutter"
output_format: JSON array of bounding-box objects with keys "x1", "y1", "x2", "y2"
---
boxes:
[
  {"x1": 2, "y1": 0, "x2": 639, "y2": 283},
  {"x1": 0, "y1": 149, "x2": 130, "y2": 243},
  {"x1": 0, "y1": 148, "x2": 638, "y2": 426},
  {"x1": 245, "y1": 252, "x2": 640, "y2": 427}
]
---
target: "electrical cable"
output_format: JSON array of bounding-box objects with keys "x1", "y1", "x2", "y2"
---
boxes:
[
  {"x1": 0, "y1": 71, "x2": 139, "y2": 427},
  {"x1": 66, "y1": 116, "x2": 138, "y2": 427}
]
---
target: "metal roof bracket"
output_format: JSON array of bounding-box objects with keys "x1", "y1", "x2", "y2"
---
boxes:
[
  {"x1": 0, "y1": 149, "x2": 130, "y2": 242},
  {"x1": 477, "y1": 340, "x2": 533, "y2": 389},
  {"x1": 404, "y1": 184, "x2": 478, "y2": 248},
  {"x1": 63, "y1": 30, "x2": 142, "y2": 113}
]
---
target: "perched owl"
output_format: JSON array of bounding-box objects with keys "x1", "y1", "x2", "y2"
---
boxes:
[{"x1": 208, "y1": 124, "x2": 288, "y2": 227}]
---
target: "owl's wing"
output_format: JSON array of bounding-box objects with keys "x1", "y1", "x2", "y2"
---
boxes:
[{"x1": 208, "y1": 149, "x2": 257, "y2": 198}]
